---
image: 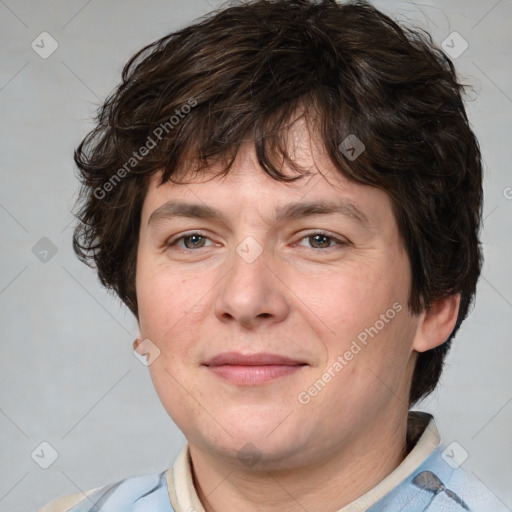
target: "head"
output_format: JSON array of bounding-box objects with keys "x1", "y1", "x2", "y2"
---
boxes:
[{"x1": 73, "y1": 0, "x2": 482, "y2": 466}]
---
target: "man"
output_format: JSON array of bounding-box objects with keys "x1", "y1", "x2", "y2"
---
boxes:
[{"x1": 39, "y1": 0, "x2": 505, "y2": 510}]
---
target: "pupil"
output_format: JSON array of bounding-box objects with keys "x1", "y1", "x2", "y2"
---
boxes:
[
  {"x1": 186, "y1": 235, "x2": 204, "y2": 248},
  {"x1": 312, "y1": 235, "x2": 329, "y2": 248}
]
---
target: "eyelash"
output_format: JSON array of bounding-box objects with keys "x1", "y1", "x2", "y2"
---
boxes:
[{"x1": 166, "y1": 231, "x2": 348, "y2": 252}]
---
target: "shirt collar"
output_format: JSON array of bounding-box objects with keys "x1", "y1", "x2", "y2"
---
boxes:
[
  {"x1": 166, "y1": 411, "x2": 440, "y2": 512},
  {"x1": 337, "y1": 411, "x2": 440, "y2": 511}
]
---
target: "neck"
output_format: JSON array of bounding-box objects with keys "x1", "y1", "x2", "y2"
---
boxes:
[{"x1": 188, "y1": 412, "x2": 409, "y2": 512}]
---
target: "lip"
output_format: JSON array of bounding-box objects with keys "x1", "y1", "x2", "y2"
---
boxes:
[
  {"x1": 204, "y1": 352, "x2": 305, "y2": 366},
  {"x1": 202, "y1": 352, "x2": 307, "y2": 385}
]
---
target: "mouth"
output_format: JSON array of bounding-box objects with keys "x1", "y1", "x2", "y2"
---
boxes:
[{"x1": 202, "y1": 352, "x2": 308, "y2": 386}]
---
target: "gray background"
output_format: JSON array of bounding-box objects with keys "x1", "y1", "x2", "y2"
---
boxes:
[{"x1": 0, "y1": 0, "x2": 510, "y2": 510}]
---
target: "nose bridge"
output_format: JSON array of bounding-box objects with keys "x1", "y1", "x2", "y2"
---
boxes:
[{"x1": 214, "y1": 235, "x2": 289, "y2": 328}]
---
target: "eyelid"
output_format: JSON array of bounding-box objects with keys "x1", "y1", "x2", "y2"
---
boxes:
[
  {"x1": 166, "y1": 229, "x2": 349, "y2": 251},
  {"x1": 294, "y1": 230, "x2": 349, "y2": 249},
  {"x1": 166, "y1": 230, "x2": 213, "y2": 248}
]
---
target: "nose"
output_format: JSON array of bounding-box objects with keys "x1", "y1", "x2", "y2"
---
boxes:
[{"x1": 214, "y1": 240, "x2": 291, "y2": 330}]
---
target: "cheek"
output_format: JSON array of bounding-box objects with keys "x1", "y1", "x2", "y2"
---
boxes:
[
  {"x1": 138, "y1": 268, "x2": 210, "y2": 429},
  {"x1": 294, "y1": 257, "x2": 412, "y2": 385},
  {"x1": 293, "y1": 262, "x2": 400, "y2": 339},
  {"x1": 137, "y1": 261, "x2": 209, "y2": 340},
  {"x1": 147, "y1": 357, "x2": 206, "y2": 439}
]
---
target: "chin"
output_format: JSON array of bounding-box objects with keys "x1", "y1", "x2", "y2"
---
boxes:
[{"x1": 188, "y1": 413, "x2": 318, "y2": 470}]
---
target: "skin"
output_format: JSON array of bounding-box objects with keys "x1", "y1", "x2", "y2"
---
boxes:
[{"x1": 135, "y1": 119, "x2": 460, "y2": 512}]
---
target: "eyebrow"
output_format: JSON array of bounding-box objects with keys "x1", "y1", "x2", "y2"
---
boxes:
[{"x1": 147, "y1": 199, "x2": 370, "y2": 228}]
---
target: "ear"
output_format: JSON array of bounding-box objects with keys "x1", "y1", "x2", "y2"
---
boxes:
[
  {"x1": 412, "y1": 293, "x2": 461, "y2": 353},
  {"x1": 133, "y1": 329, "x2": 142, "y2": 351}
]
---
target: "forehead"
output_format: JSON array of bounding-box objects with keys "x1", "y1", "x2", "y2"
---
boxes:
[
  {"x1": 141, "y1": 121, "x2": 395, "y2": 232},
  {"x1": 143, "y1": 159, "x2": 396, "y2": 243}
]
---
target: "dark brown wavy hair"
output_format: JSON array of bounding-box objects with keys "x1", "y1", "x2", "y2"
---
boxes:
[{"x1": 72, "y1": 0, "x2": 483, "y2": 406}]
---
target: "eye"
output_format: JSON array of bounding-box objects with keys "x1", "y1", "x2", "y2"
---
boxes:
[
  {"x1": 166, "y1": 231, "x2": 348, "y2": 252},
  {"x1": 296, "y1": 231, "x2": 347, "y2": 250},
  {"x1": 168, "y1": 232, "x2": 214, "y2": 250}
]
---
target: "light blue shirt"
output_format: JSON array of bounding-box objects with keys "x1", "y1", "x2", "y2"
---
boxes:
[
  {"x1": 57, "y1": 413, "x2": 509, "y2": 512},
  {"x1": 65, "y1": 449, "x2": 507, "y2": 511}
]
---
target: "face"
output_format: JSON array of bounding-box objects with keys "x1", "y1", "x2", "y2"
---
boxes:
[{"x1": 135, "y1": 122, "x2": 422, "y2": 470}]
